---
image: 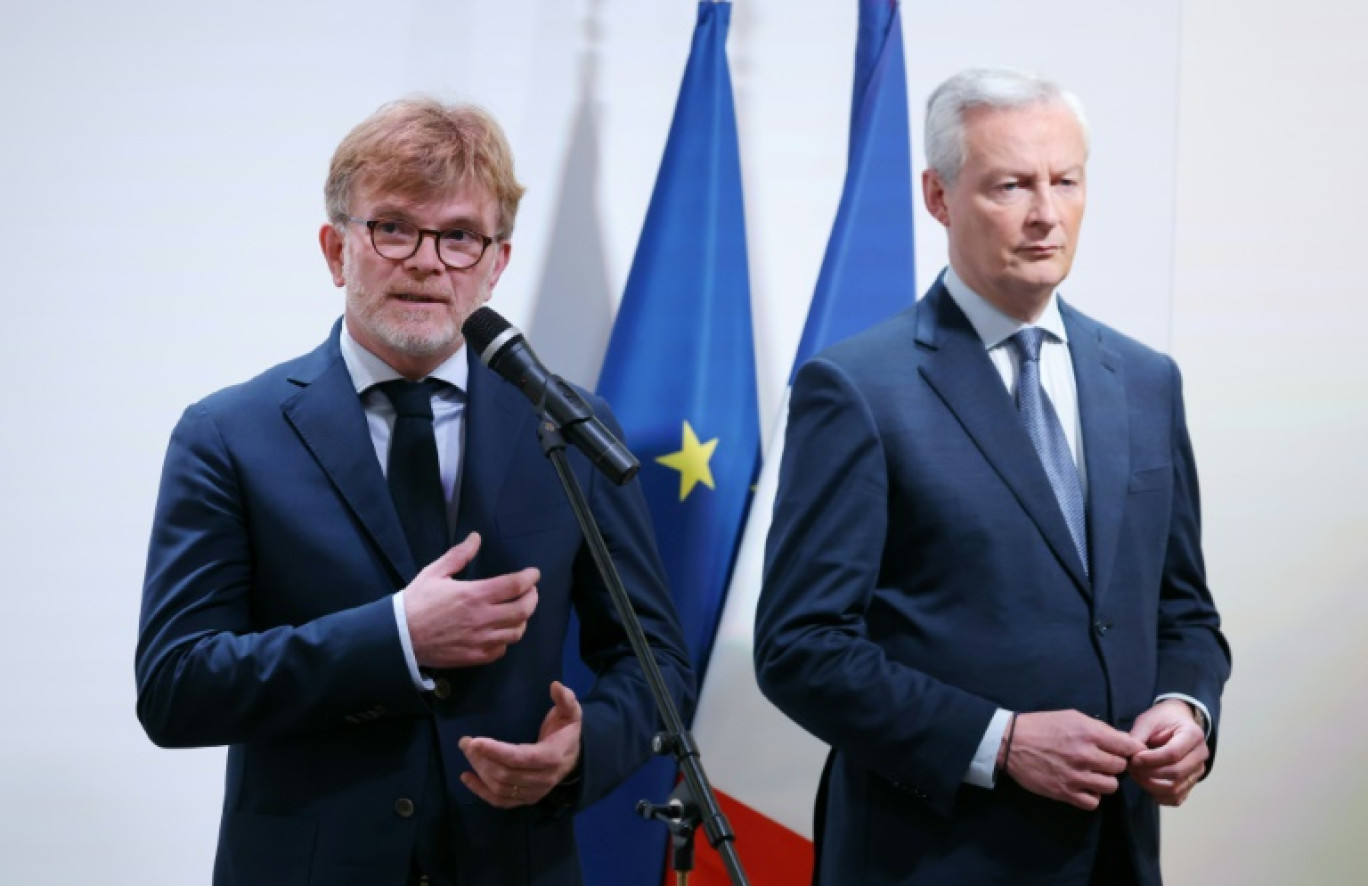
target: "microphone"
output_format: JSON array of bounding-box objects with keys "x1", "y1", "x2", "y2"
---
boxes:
[{"x1": 461, "y1": 306, "x2": 639, "y2": 485}]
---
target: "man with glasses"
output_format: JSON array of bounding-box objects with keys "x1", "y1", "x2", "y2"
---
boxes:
[{"x1": 136, "y1": 98, "x2": 693, "y2": 886}]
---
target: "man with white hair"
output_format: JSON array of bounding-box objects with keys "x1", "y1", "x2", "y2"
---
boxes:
[{"x1": 755, "y1": 68, "x2": 1230, "y2": 885}]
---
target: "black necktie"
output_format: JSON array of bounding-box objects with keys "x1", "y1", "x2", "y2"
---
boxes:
[
  {"x1": 377, "y1": 379, "x2": 449, "y2": 568},
  {"x1": 1009, "y1": 328, "x2": 1089, "y2": 574}
]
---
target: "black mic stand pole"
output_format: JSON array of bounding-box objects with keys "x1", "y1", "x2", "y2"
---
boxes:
[{"x1": 535, "y1": 413, "x2": 750, "y2": 886}]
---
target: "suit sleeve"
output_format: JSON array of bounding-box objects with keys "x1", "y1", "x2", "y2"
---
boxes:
[
  {"x1": 565, "y1": 398, "x2": 696, "y2": 809},
  {"x1": 1154, "y1": 361, "x2": 1232, "y2": 765},
  {"x1": 754, "y1": 359, "x2": 997, "y2": 816},
  {"x1": 135, "y1": 404, "x2": 424, "y2": 749}
]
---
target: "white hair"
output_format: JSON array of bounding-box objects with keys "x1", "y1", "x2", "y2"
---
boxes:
[{"x1": 924, "y1": 68, "x2": 1090, "y2": 185}]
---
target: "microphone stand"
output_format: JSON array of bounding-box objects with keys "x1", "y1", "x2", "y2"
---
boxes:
[{"x1": 535, "y1": 412, "x2": 750, "y2": 886}]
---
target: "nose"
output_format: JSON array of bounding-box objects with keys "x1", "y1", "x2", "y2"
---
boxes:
[
  {"x1": 1027, "y1": 184, "x2": 1060, "y2": 228},
  {"x1": 406, "y1": 231, "x2": 446, "y2": 273}
]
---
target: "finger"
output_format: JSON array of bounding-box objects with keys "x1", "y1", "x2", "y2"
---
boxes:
[
  {"x1": 495, "y1": 585, "x2": 539, "y2": 624},
  {"x1": 1140, "y1": 759, "x2": 1207, "y2": 789},
  {"x1": 1092, "y1": 751, "x2": 1131, "y2": 776},
  {"x1": 462, "y1": 735, "x2": 549, "y2": 773},
  {"x1": 1080, "y1": 771, "x2": 1122, "y2": 797},
  {"x1": 459, "y1": 771, "x2": 516, "y2": 809},
  {"x1": 472, "y1": 622, "x2": 529, "y2": 651},
  {"x1": 459, "y1": 739, "x2": 526, "y2": 798},
  {"x1": 478, "y1": 568, "x2": 542, "y2": 605},
  {"x1": 549, "y1": 681, "x2": 582, "y2": 720},
  {"x1": 476, "y1": 590, "x2": 538, "y2": 639},
  {"x1": 1094, "y1": 726, "x2": 1148, "y2": 759},
  {"x1": 460, "y1": 739, "x2": 559, "y2": 807},
  {"x1": 1131, "y1": 749, "x2": 1205, "y2": 781},
  {"x1": 1131, "y1": 728, "x2": 1202, "y2": 768},
  {"x1": 1063, "y1": 789, "x2": 1103, "y2": 811}
]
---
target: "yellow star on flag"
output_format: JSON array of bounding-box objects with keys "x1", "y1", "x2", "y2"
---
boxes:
[{"x1": 655, "y1": 420, "x2": 718, "y2": 502}]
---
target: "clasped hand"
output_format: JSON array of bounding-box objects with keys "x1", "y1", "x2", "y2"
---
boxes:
[{"x1": 1005, "y1": 699, "x2": 1207, "y2": 810}]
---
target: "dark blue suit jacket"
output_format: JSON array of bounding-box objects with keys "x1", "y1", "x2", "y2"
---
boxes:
[
  {"x1": 136, "y1": 322, "x2": 694, "y2": 886},
  {"x1": 755, "y1": 283, "x2": 1230, "y2": 886}
]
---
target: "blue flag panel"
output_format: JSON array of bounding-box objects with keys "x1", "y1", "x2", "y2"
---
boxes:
[{"x1": 567, "y1": 3, "x2": 759, "y2": 883}]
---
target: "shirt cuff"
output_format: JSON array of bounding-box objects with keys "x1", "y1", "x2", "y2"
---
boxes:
[
  {"x1": 1155, "y1": 692, "x2": 1211, "y2": 738},
  {"x1": 392, "y1": 592, "x2": 435, "y2": 691},
  {"x1": 965, "y1": 708, "x2": 1014, "y2": 788}
]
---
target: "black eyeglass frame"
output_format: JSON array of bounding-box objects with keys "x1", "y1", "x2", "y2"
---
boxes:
[{"x1": 344, "y1": 216, "x2": 496, "y2": 270}]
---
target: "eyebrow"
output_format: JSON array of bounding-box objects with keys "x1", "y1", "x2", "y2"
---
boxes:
[
  {"x1": 367, "y1": 204, "x2": 487, "y2": 231},
  {"x1": 985, "y1": 164, "x2": 1086, "y2": 180}
]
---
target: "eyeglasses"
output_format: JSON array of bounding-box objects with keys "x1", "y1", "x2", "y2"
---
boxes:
[{"x1": 345, "y1": 217, "x2": 495, "y2": 270}]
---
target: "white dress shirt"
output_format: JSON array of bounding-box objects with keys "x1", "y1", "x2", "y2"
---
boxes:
[
  {"x1": 939, "y1": 269, "x2": 1208, "y2": 789},
  {"x1": 339, "y1": 323, "x2": 468, "y2": 690}
]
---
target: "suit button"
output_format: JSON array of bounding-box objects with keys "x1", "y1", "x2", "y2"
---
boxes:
[
  {"x1": 433, "y1": 678, "x2": 452, "y2": 700},
  {"x1": 1093, "y1": 619, "x2": 1111, "y2": 636},
  {"x1": 394, "y1": 798, "x2": 415, "y2": 818}
]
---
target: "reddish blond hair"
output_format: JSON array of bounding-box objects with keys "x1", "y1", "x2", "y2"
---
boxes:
[{"x1": 325, "y1": 97, "x2": 525, "y2": 239}]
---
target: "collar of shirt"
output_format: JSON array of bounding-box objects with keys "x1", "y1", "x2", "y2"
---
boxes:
[
  {"x1": 338, "y1": 321, "x2": 469, "y2": 396},
  {"x1": 938, "y1": 265, "x2": 1086, "y2": 486},
  {"x1": 940, "y1": 265, "x2": 1069, "y2": 351},
  {"x1": 339, "y1": 319, "x2": 467, "y2": 531}
]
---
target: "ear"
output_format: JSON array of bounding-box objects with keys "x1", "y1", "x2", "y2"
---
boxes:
[
  {"x1": 922, "y1": 169, "x2": 952, "y2": 227},
  {"x1": 319, "y1": 223, "x2": 346, "y2": 288},
  {"x1": 485, "y1": 240, "x2": 512, "y2": 291}
]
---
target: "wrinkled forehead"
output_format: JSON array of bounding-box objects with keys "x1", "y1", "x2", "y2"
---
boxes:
[
  {"x1": 961, "y1": 101, "x2": 1088, "y2": 171},
  {"x1": 352, "y1": 174, "x2": 498, "y2": 225}
]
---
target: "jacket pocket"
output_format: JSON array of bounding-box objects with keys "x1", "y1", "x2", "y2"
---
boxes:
[{"x1": 1127, "y1": 464, "x2": 1173, "y2": 493}]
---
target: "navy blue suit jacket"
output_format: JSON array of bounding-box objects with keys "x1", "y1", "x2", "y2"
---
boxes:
[
  {"x1": 754, "y1": 283, "x2": 1230, "y2": 886},
  {"x1": 136, "y1": 322, "x2": 694, "y2": 886}
]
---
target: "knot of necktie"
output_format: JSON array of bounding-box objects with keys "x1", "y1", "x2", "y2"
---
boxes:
[
  {"x1": 376, "y1": 379, "x2": 444, "y2": 419},
  {"x1": 1009, "y1": 326, "x2": 1048, "y2": 364}
]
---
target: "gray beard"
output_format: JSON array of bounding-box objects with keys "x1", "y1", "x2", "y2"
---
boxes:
[
  {"x1": 351, "y1": 293, "x2": 460, "y2": 358},
  {"x1": 342, "y1": 246, "x2": 462, "y2": 359}
]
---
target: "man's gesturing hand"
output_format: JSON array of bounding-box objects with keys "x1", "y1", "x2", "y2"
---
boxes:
[
  {"x1": 1005, "y1": 710, "x2": 1147, "y2": 810},
  {"x1": 404, "y1": 533, "x2": 540, "y2": 669},
  {"x1": 459, "y1": 681, "x2": 584, "y2": 808}
]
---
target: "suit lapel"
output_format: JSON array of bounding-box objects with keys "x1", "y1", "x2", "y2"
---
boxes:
[
  {"x1": 452, "y1": 347, "x2": 535, "y2": 575},
  {"x1": 915, "y1": 284, "x2": 1090, "y2": 596},
  {"x1": 281, "y1": 326, "x2": 415, "y2": 583},
  {"x1": 1063, "y1": 303, "x2": 1129, "y2": 606}
]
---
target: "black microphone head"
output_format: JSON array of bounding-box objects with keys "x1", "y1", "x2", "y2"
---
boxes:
[{"x1": 462, "y1": 306, "x2": 520, "y2": 366}]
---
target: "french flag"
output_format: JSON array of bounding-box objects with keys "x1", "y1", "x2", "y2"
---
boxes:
[{"x1": 688, "y1": 2, "x2": 916, "y2": 881}]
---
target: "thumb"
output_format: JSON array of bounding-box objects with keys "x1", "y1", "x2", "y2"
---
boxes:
[
  {"x1": 550, "y1": 681, "x2": 581, "y2": 720},
  {"x1": 1098, "y1": 724, "x2": 1147, "y2": 758},
  {"x1": 1129, "y1": 716, "x2": 1165, "y2": 745},
  {"x1": 425, "y1": 532, "x2": 482, "y2": 578}
]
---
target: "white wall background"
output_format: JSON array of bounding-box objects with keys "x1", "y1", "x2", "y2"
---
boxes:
[{"x1": 0, "y1": 1, "x2": 1362, "y2": 883}]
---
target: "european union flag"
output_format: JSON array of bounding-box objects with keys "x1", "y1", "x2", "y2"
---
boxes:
[
  {"x1": 569, "y1": 3, "x2": 759, "y2": 883},
  {"x1": 686, "y1": 2, "x2": 915, "y2": 882}
]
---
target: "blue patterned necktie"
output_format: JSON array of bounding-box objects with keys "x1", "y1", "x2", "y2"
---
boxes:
[
  {"x1": 1009, "y1": 328, "x2": 1089, "y2": 574},
  {"x1": 377, "y1": 379, "x2": 450, "y2": 568}
]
